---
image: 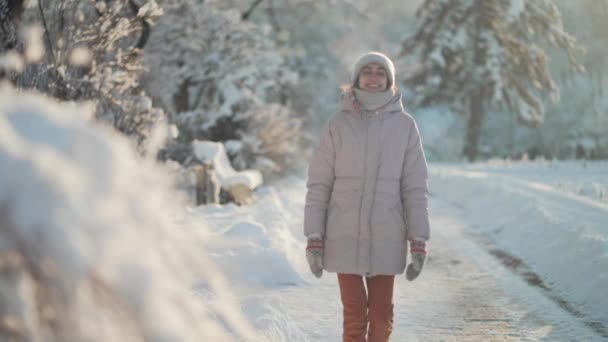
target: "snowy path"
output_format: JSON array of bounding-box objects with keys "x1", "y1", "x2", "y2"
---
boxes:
[
  {"x1": 196, "y1": 170, "x2": 606, "y2": 341},
  {"x1": 274, "y1": 190, "x2": 601, "y2": 341}
]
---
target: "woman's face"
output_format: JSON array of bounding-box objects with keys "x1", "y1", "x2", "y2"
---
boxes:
[{"x1": 357, "y1": 63, "x2": 388, "y2": 92}]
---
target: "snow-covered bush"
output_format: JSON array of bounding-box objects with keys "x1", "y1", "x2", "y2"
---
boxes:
[
  {"x1": 2, "y1": 0, "x2": 165, "y2": 153},
  {"x1": 0, "y1": 86, "x2": 256, "y2": 341},
  {"x1": 145, "y1": 0, "x2": 305, "y2": 176}
]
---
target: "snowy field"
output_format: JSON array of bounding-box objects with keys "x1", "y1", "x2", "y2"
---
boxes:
[{"x1": 1, "y1": 88, "x2": 607, "y2": 340}]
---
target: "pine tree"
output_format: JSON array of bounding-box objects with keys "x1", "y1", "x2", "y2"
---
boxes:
[{"x1": 401, "y1": 0, "x2": 584, "y2": 161}]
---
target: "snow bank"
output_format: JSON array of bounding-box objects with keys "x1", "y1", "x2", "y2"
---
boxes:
[
  {"x1": 185, "y1": 176, "x2": 310, "y2": 339},
  {"x1": 189, "y1": 205, "x2": 304, "y2": 290},
  {"x1": 213, "y1": 219, "x2": 301, "y2": 288},
  {"x1": 449, "y1": 159, "x2": 608, "y2": 204},
  {"x1": 0, "y1": 86, "x2": 256, "y2": 341},
  {"x1": 429, "y1": 160, "x2": 608, "y2": 326}
]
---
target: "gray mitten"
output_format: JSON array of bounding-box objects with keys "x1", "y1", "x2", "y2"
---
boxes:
[
  {"x1": 406, "y1": 239, "x2": 427, "y2": 281},
  {"x1": 305, "y1": 235, "x2": 324, "y2": 278}
]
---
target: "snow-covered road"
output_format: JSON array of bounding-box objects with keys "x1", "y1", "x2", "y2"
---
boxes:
[
  {"x1": 275, "y1": 197, "x2": 602, "y2": 341},
  {"x1": 195, "y1": 161, "x2": 608, "y2": 341}
]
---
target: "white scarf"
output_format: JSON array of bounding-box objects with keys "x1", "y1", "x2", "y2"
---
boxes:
[{"x1": 353, "y1": 88, "x2": 395, "y2": 111}]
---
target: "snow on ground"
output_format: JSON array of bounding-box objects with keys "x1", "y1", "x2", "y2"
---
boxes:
[
  {"x1": 430, "y1": 160, "x2": 608, "y2": 333},
  {"x1": 276, "y1": 195, "x2": 604, "y2": 341},
  {"x1": 444, "y1": 159, "x2": 608, "y2": 204},
  {"x1": 191, "y1": 163, "x2": 607, "y2": 341},
  {"x1": 186, "y1": 178, "x2": 310, "y2": 340}
]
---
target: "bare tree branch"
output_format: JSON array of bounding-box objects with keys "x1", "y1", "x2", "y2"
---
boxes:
[
  {"x1": 37, "y1": 0, "x2": 56, "y2": 63},
  {"x1": 128, "y1": 0, "x2": 151, "y2": 49},
  {"x1": 242, "y1": 0, "x2": 264, "y2": 20}
]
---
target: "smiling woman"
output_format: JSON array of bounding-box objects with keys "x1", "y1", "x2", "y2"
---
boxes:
[
  {"x1": 350, "y1": 51, "x2": 396, "y2": 93},
  {"x1": 357, "y1": 63, "x2": 388, "y2": 92},
  {"x1": 304, "y1": 51, "x2": 431, "y2": 341},
  {"x1": 346, "y1": 52, "x2": 399, "y2": 112}
]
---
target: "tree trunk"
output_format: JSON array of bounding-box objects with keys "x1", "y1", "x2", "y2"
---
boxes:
[
  {"x1": 463, "y1": 87, "x2": 485, "y2": 161},
  {"x1": 174, "y1": 77, "x2": 191, "y2": 113},
  {"x1": 464, "y1": 4, "x2": 487, "y2": 162}
]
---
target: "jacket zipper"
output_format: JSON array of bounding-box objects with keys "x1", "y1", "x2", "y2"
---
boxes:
[
  {"x1": 368, "y1": 114, "x2": 385, "y2": 277},
  {"x1": 356, "y1": 113, "x2": 369, "y2": 275}
]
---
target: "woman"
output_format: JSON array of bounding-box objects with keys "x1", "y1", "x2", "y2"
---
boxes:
[{"x1": 304, "y1": 51, "x2": 430, "y2": 342}]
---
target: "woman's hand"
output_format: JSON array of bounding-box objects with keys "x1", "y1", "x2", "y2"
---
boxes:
[
  {"x1": 406, "y1": 239, "x2": 427, "y2": 281},
  {"x1": 305, "y1": 234, "x2": 324, "y2": 278}
]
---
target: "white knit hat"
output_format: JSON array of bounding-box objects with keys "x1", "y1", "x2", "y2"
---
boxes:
[{"x1": 351, "y1": 51, "x2": 396, "y2": 89}]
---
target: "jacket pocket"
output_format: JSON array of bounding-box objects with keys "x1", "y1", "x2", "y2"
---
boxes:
[
  {"x1": 326, "y1": 190, "x2": 360, "y2": 239},
  {"x1": 371, "y1": 192, "x2": 406, "y2": 240}
]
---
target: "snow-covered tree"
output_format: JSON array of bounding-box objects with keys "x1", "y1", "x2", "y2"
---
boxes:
[
  {"x1": 0, "y1": 0, "x2": 25, "y2": 81},
  {"x1": 3, "y1": 0, "x2": 165, "y2": 153},
  {"x1": 0, "y1": 0, "x2": 24, "y2": 54},
  {"x1": 214, "y1": 0, "x2": 403, "y2": 131},
  {"x1": 401, "y1": 0, "x2": 585, "y2": 161},
  {"x1": 145, "y1": 0, "x2": 305, "y2": 176},
  {"x1": 569, "y1": 0, "x2": 608, "y2": 94}
]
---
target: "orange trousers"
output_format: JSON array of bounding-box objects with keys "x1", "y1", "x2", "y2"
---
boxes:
[{"x1": 337, "y1": 273, "x2": 395, "y2": 342}]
